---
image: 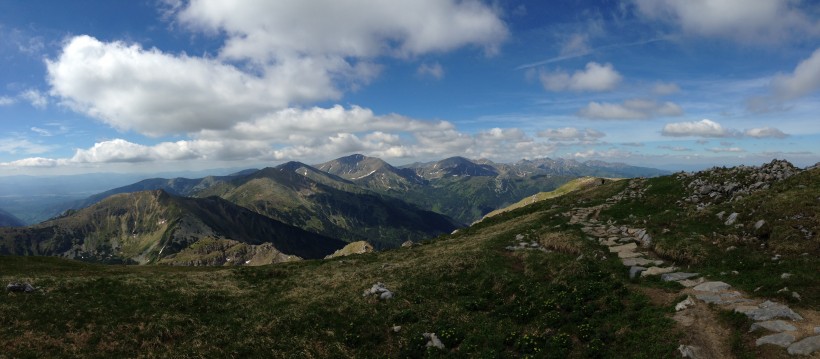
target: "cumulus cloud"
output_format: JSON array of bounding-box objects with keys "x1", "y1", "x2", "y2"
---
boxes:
[
  {"x1": 771, "y1": 47, "x2": 820, "y2": 101},
  {"x1": 634, "y1": 0, "x2": 819, "y2": 43},
  {"x1": 578, "y1": 99, "x2": 683, "y2": 120},
  {"x1": 417, "y1": 62, "x2": 445, "y2": 80},
  {"x1": 662, "y1": 119, "x2": 790, "y2": 139},
  {"x1": 537, "y1": 127, "x2": 605, "y2": 142},
  {"x1": 540, "y1": 62, "x2": 622, "y2": 92},
  {"x1": 176, "y1": 0, "x2": 507, "y2": 61},
  {"x1": 744, "y1": 127, "x2": 788, "y2": 139},
  {"x1": 662, "y1": 119, "x2": 730, "y2": 137}
]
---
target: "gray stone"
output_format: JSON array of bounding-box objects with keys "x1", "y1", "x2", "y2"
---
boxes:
[
  {"x1": 401, "y1": 240, "x2": 415, "y2": 248},
  {"x1": 735, "y1": 300, "x2": 803, "y2": 321},
  {"x1": 754, "y1": 220, "x2": 766, "y2": 230},
  {"x1": 749, "y1": 320, "x2": 797, "y2": 333},
  {"x1": 787, "y1": 335, "x2": 820, "y2": 356},
  {"x1": 716, "y1": 211, "x2": 726, "y2": 220},
  {"x1": 363, "y1": 282, "x2": 394, "y2": 300},
  {"x1": 5, "y1": 282, "x2": 35, "y2": 293},
  {"x1": 661, "y1": 272, "x2": 699, "y2": 282},
  {"x1": 724, "y1": 212, "x2": 739, "y2": 225},
  {"x1": 423, "y1": 332, "x2": 445, "y2": 349},
  {"x1": 678, "y1": 344, "x2": 703, "y2": 358},
  {"x1": 693, "y1": 281, "x2": 731, "y2": 292},
  {"x1": 679, "y1": 277, "x2": 706, "y2": 288},
  {"x1": 629, "y1": 266, "x2": 647, "y2": 279},
  {"x1": 781, "y1": 272, "x2": 793, "y2": 279},
  {"x1": 755, "y1": 332, "x2": 795, "y2": 348},
  {"x1": 515, "y1": 234, "x2": 525, "y2": 241},
  {"x1": 675, "y1": 296, "x2": 695, "y2": 311},
  {"x1": 392, "y1": 326, "x2": 402, "y2": 333},
  {"x1": 815, "y1": 327, "x2": 820, "y2": 334}
]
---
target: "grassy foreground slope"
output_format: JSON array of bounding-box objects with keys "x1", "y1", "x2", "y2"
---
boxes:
[{"x1": 0, "y1": 177, "x2": 680, "y2": 358}]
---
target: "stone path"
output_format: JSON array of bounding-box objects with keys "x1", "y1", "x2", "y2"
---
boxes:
[{"x1": 563, "y1": 181, "x2": 820, "y2": 357}]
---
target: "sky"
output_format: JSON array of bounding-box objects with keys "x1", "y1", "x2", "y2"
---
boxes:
[{"x1": 0, "y1": 0, "x2": 819, "y2": 175}]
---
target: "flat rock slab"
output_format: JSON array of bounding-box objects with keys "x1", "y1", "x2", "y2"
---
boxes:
[
  {"x1": 678, "y1": 277, "x2": 706, "y2": 288},
  {"x1": 787, "y1": 335, "x2": 820, "y2": 356},
  {"x1": 609, "y1": 243, "x2": 637, "y2": 253},
  {"x1": 661, "y1": 272, "x2": 700, "y2": 282},
  {"x1": 695, "y1": 291, "x2": 753, "y2": 305},
  {"x1": 750, "y1": 320, "x2": 797, "y2": 333},
  {"x1": 618, "y1": 251, "x2": 643, "y2": 259},
  {"x1": 755, "y1": 332, "x2": 795, "y2": 348},
  {"x1": 734, "y1": 300, "x2": 803, "y2": 321},
  {"x1": 693, "y1": 281, "x2": 731, "y2": 292},
  {"x1": 641, "y1": 266, "x2": 677, "y2": 277},
  {"x1": 621, "y1": 258, "x2": 664, "y2": 266}
]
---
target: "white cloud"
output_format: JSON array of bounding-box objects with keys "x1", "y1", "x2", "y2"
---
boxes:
[
  {"x1": 47, "y1": 35, "x2": 340, "y2": 137},
  {"x1": 537, "y1": 127, "x2": 605, "y2": 141},
  {"x1": 708, "y1": 147, "x2": 745, "y2": 153},
  {"x1": 652, "y1": 82, "x2": 680, "y2": 95},
  {"x1": 572, "y1": 149, "x2": 631, "y2": 159},
  {"x1": 0, "y1": 96, "x2": 16, "y2": 106},
  {"x1": 417, "y1": 62, "x2": 445, "y2": 80},
  {"x1": 634, "y1": 0, "x2": 819, "y2": 43},
  {"x1": 0, "y1": 157, "x2": 60, "y2": 168},
  {"x1": 19, "y1": 89, "x2": 48, "y2": 109},
  {"x1": 662, "y1": 119, "x2": 730, "y2": 137},
  {"x1": 744, "y1": 127, "x2": 788, "y2": 139},
  {"x1": 0, "y1": 138, "x2": 51, "y2": 155},
  {"x1": 658, "y1": 145, "x2": 691, "y2": 152},
  {"x1": 560, "y1": 33, "x2": 590, "y2": 56},
  {"x1": 30, "y1": 127, "x2": 52, "y2": 136},
  {"x1": 175, "y1": 0, "x2": 508, "y2": 61},
  {"x1": 578, "y1": 99, "x2": 683, "y2": 120},
  {"x1": 771, "y1": 47, "x2": 820, "y2": 101},
  {"x1": 540, "y1": 62, "x2": 622, "y2": 92}
]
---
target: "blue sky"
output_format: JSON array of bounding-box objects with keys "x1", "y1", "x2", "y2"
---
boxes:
[{"x1": 0, "y1": 0, "x2": 818, "y2": 175}]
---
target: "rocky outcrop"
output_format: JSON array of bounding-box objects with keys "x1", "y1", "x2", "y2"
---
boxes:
[
  {"x1": 325, "y1": 241, "x2": 374, "y2": 259},
  {"x1": 679, "y1": 159, "x2": 800, "y2": 210}
]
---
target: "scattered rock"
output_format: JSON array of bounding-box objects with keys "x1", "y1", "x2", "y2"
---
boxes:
[
  {"x1": 755, "y1": 332, "x2": 795, "y2": 348},
  {"x1": 678, "y1": 277, "x2": 706, "y2": 288},
  {"x1": 815, "y1": 327, "x2": 820, "y2": 334},
  {"x1": 716, "y1": 211, "x2": 725, "y2": 220},
  {"x1": 629, "y1": 266, "x2": 647, "y2": 279},
  {"x1": 608, "y1": 243, "x2": 637, "y2": 253},
  {"x1": 725, "y1": 246, "x2": 737, "y2": 252},
  {"x1": 661, "y1": 272, "x2": 699, "y2": 282},
  {"x1": 781, "y1": 273, "x2": 792, "y2": 279},
  {"x1": 675, "y1": 296, "x2": 695, "y2": 311},
  {"x1": 362, "y1": 282, "x2": 394, "y2": 300},
  {"x1": 401, "y1": 240, "x2": 415, "y2": 248},
  {"x1": 787, "y1": 335, "x2": 820, "y2": 356},
  {"x1": 749, "y1": 320, "x2": 797, "y2": 333},
  {"x1": 792, "y1": 292, "x2": 802, "y2": 301},
  {"x1": 6, "y1": 282, "x2": 36, "y2": 293},
  {"x1": 693, "y1": 281, "x2": 731, "y2": 292},
  {"x1": 423, "y1": 332, "x2": 445, "y2": 349},
  {"x1": 724, "y1": 212, "x2": 739, "y2": 225},
  {"x1": 754, "y1": 220, "x2": 766, "y2": 230},
  {"x1": 678, "y1": 344, "x2": 703, "y2": 358},
  {"x1": 618, "y1": 251, "x2": 643, "y2": 259},
  {"x1": 392, "y1": 326, "x2": 402, "y2": 333}
]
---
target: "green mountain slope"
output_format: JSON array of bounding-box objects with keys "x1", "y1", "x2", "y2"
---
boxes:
[
  {"x1": 195, "y1": 162, "x2": 461, "y2": 249},
  {"x1": 0, "y1": 160, "x2": 816, "y2": 357},
  {"x1": 0, "y1": 190, "x2": 346, "y2": 264},
  {"x1": 481, "y1": 176, "x2": 616, "y2": 220}
]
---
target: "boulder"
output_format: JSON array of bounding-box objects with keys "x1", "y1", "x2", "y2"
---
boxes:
[
  {"x1": 787, "y1": 335, "x2": 820, "y2": 356},
  {"x1": 693, "y1": 281, "x2": 731, "y2": 292},
  {"x1": 6, "y1": 282, "x2": 36, "y2": 293},
  {"x1": 362, "y1": 282, "x2": 394, "y2": 300},
  {"x1": 755, "y1": 333, "x2": 795, "y2": 348},
  {"x1": 749, "y1": 320, "x2": 797, "y2": 333}
]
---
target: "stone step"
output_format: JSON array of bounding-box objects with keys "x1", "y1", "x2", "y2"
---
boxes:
[{"x1": 661, "y1": 272, "x2": 699, "y2": 282}]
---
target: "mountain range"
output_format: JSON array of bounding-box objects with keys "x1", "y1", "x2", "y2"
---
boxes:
[{"x1": 0, "y1": 155, "x2": 669, "y2": 264}]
